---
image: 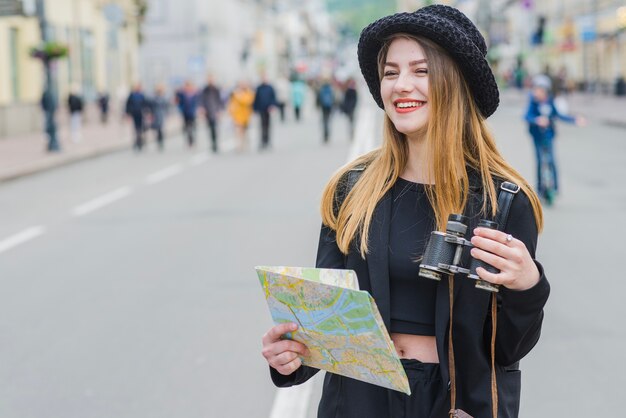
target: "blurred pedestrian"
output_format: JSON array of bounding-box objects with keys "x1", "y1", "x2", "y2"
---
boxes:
[
  {"x1": 176, "y1": 80, "x2": 200, "y2": 148},
  {"x1": 525, "y1": 77, "x2": 586, "y2": 203},
  {"x1": 253, "y1": 74, "x2": 277, "y2": 150},
  {"x1": 341, "y1": 78, "x2": 358, "y2": 140},
  {"x1": 148, "y1": 84, "x2": 169, "y2": 151},
  {"x1": 67, "y1": 85, "x2": 84, "y2": 143},
  {"x1": 513, "y1": 58, "x2": 526, "y2": 90},
  {"x1": 228, "y1": 79, "x2": 255, "y2": 152},
  {"x1": 290, "y1": 77, "x2": 306, "y2": 122},
  {"x1": 97, "y1": 92, "x2": 110, "y2": 124},
  {"x1": 316, "y1": 78, "x2": 335, "y2": 143},
  {"x1": 40, "y1": 89, "x2": 60, "y2": 152},
  {"x1": 201, "y1": 75, "x2": 223, "y2": 153},
  {"x1": 274, "y1": 74, "x2": 290, "y2": 123},
  {"x1": 125, "y1": 83, "x2": 148, "y2": 151}
]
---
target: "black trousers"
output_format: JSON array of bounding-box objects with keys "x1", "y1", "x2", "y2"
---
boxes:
[
  {"x1": 131, "y1": 113, "x2": 144, "y2": 150},
  {"x1": 321, "y1": 107, "x2": 332, "y2": 143},
  {"x1": 346, "y1": 110, "x2": 355, "y2": 140},
  {"x1": 259, "y1": 110, "x2": 271, "y2": 148},
  {"x1": 318, "y1": 359, "x2": 449, "y2": 418},
  {"x1": 206, "y1": 116, "x2": 218, "y2": 152},
  {"x1": 184, "y1": 117, "x2": 196, "y2": 147},
  {"x1": 155, "y1": 125, "x2": 164, "y2": 150}
]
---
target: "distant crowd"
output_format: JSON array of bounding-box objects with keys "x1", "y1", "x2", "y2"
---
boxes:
[{"x1": 62, "y1": 74, "x2": 359, "y2": 153}]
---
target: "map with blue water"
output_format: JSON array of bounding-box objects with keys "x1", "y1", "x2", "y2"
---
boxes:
[{"x1": 256, "y1": 266, "x2": 410, "y2": 394}]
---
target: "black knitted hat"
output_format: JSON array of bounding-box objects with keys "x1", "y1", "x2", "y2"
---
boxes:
[{"x1": 357, "y1": 4, "x2": 499, "y2": 118}]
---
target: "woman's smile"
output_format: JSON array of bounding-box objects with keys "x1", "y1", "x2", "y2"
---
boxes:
[{"x1": 393, "y1": 98, "x2": 427, "y2": 113}]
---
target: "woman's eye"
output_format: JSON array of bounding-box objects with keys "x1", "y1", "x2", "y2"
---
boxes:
[
  {"x1": 415, "y1": 68, "x2": 428, "y2": 75},
  {"x1": 384, "y1": 71, "x2": 397, "y2": 77}
]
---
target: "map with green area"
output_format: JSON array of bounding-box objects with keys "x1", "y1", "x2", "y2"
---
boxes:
[{"x1": 256, "y1": 266, "x2": 410, "y2": 394}]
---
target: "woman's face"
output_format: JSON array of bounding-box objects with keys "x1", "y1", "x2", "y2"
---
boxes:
[{"x1": 380, "y1": 37, "x2": 430, "y2": 137}]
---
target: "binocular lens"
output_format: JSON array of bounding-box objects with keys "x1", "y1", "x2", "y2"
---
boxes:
[
  {"x1": 419, "y1": 232, "x2": 456, "y2": 281},
  {"x1": 468, "y1": 219, "x2": 500, "y2": 292},
  {"x1": 418, "y1": 215, "x2": 501, "y2": 292}
]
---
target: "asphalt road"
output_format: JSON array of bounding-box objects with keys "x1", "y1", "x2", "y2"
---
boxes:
[{"x1": 1, "y1": 96, "x2": 624, "y2": 417}]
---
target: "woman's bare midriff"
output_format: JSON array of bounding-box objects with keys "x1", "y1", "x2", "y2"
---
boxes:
[{"x1": 391, "y1": 333, "x2": 439, "y2": 363}]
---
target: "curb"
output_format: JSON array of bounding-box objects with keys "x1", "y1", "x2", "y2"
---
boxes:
[
  {"x1": 0, "y1": 140, "x2": 132, "y2": 183},
  {"x1": 0, "y1": 123, "x2": 183, "y2": 184}
]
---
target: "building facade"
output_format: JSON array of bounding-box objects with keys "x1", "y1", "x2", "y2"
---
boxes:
[
  {"x1": 138, "y1": 0, "x2": 336, "y2": 93},
  {"x1": 0, "y1": 0, "x2": 141, "y2": 138}
]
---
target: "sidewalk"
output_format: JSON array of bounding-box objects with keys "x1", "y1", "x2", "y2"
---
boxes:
[
  {"x1": 0, "y1": 113, "x2": 182, "y2": 183},
  {"x1": 1, "y1": 90, "x2": 624, "y2": 183}
]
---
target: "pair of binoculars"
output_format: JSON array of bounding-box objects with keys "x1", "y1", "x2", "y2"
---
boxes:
[{"x1": 419, "y1": 214, "x2": 500, "y2": 292}]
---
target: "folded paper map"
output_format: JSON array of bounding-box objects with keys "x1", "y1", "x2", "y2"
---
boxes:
[{"x1": 255, "y1": 266, "x2": 410, "y2": 394}]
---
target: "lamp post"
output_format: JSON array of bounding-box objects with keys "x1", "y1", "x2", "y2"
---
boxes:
[{"x1": 35, "y1": 0, "x2": 60, "y2": 152}]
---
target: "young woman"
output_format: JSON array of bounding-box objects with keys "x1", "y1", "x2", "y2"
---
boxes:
[{"x1": 261, "y1": 5, "x2": 550, "y2": 418}]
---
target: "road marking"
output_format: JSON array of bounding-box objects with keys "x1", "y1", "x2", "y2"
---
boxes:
[
  {"x1": 348, "y1": 104, "x2": 377, "y2": 162},
  {"x1": 145, "y1": 164, "x2": 184, "y2": 184},
  {"x1": 0, "y1": 226, "x2": 46, "y2": 254},
  {"x1": 269, "y1": 98, "x2": 375, "y2": 418},
  {"x1": 71, "y1": 187, "x2": 132, "y2": 217},
  {"x1": 270, "y1": 379, "x2": 314, "y2": 418},
  {"x1": 190, "y1": 153, "x2": 210, "y2": 166}
]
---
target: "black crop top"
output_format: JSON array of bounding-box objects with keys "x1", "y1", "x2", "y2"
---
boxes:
[{"x1": 389, "y1": 177, "x2": 438, "y2": 336}]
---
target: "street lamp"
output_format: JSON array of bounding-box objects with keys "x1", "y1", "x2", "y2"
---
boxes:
[{"x1": 35, "y1": 0, "x2": 60, "y2": 152}]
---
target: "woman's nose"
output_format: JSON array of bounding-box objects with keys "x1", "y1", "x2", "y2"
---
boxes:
[{"x1": 393, "y1": 72, "x2": 413, "y2": 93}]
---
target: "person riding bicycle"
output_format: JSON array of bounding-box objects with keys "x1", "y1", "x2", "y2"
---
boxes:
[{"x1": 524, "y1": 75, "x2": 585, "y2": 203}]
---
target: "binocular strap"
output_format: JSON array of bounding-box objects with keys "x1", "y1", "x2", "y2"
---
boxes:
[{"x1": 447, "y1": 275, "x2": 498, "y2": 418}]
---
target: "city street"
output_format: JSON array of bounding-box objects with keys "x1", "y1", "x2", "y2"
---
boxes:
[{"x1": 1, "y1": 97, "x2": 625, "y2": 417}]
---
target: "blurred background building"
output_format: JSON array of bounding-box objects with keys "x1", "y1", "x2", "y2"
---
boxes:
[
  {"x1": 138, "y1": 0, "x2": 339, "y2": 91},
  {"x1": 2, "y1": 0, "x2": 625, "y2": 139},
  {"x1": 397, "y1": 0, "x2": 626, "y2": 94},
  {"x1": 0, "y1": 0, "x2": 141, "y2": 138}
]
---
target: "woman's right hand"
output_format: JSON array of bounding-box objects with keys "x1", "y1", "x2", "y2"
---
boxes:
[{"x1": 262, "y1": 322, "x2": 310, "y2": 376}]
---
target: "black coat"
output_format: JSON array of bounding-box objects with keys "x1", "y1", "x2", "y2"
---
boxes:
[{"x1": 271, "y1": 174, "x2": 550, "y2": 418}]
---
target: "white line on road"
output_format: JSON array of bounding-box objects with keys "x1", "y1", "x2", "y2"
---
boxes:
[
  {"x1": 269, "y1": 99, "x2": 376, "y2": 418},
  {"x1": 0, "y1": 226, "x2": 46, "y2": 254},
  {"x1": 190, "y1": 153, "x2": 210, "y2": 166},
  {"x1": 71, "y1": 187, "x2": 133, "y2": 217},
  {"x1": 270, "y1": 380, "x2": 314, "y2": 418},
  {"x1": 145, "y1": 164, "x2": 184, "y2": 184}
]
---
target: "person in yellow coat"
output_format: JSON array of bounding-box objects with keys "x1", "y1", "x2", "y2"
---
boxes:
[{"x1": 228, "y1": 80, "x2": 255, "y2": 152}]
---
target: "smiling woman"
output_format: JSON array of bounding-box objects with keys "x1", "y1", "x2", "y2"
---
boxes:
[
  {"x1": 380, "y1": 37, "x2": 430, "y2": 135},
  {"x1": 261, "y1": 5, "x2": 550, "y2": 418}
]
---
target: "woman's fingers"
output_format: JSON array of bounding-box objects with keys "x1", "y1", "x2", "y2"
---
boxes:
[
  {"x1": 470, "y1": 227, "x2": 540, "y2": 291},
  {"x1": 470, "y1": 247, "x2": 507, "y2": 271},
  {"x1": 262, "y1": 338, "x2": 310, "y2": 359},
  {"x1": 274, "y1": 357, "x2": 303, "y2": 376},
  {"x1": 262, "y1": 322, "x2": 297, "y2": 346},
  {"x1": 271, "y1": 350, "x2": 301, "y2": 367},
  {"x1": 261, "y1": 322, "x2": 310, "y2": 375},
  {"x1": 472, "y1": 228, "x2": 518, "y2": 250}
]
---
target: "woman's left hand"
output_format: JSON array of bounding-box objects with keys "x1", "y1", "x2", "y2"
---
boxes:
[{"x1": 470, "y1": 227, "x2": 540, "y2": 291}]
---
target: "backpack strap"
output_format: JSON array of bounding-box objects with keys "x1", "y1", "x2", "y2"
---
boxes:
[
  {"x1": 490, "y1": 180, "x2": 519, "y2": 418},
  {"x1": 450, "y1": 180, "x2": 520, "y2": 418},
  {"x1": 494, "y1": 181, "x2": 520, "y2": 232},
  {"x1": 334, "y1": 164, "x2": 367, "y2": 215}
]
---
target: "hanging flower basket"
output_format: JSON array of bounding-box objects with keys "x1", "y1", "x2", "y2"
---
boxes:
[{"x1": 30, "y1": 42, "x2": 69, "y2": 60}]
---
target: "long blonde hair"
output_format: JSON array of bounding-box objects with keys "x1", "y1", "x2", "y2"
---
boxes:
[{"x1": 320, "y1": 34, "x2": 543, "y2": 257}]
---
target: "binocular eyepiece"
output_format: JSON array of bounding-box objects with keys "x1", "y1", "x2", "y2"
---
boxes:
[{"x1": 419, "y1": 214, "x2": 500, "y2": 292}]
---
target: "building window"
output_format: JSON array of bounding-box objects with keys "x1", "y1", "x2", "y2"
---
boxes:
[
  {"x1": 9, "y1": 27, "x2": 20, "y2": 102},
  {"x1": 80, "y1": 29, "x2": 95, "y2": 100}
]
